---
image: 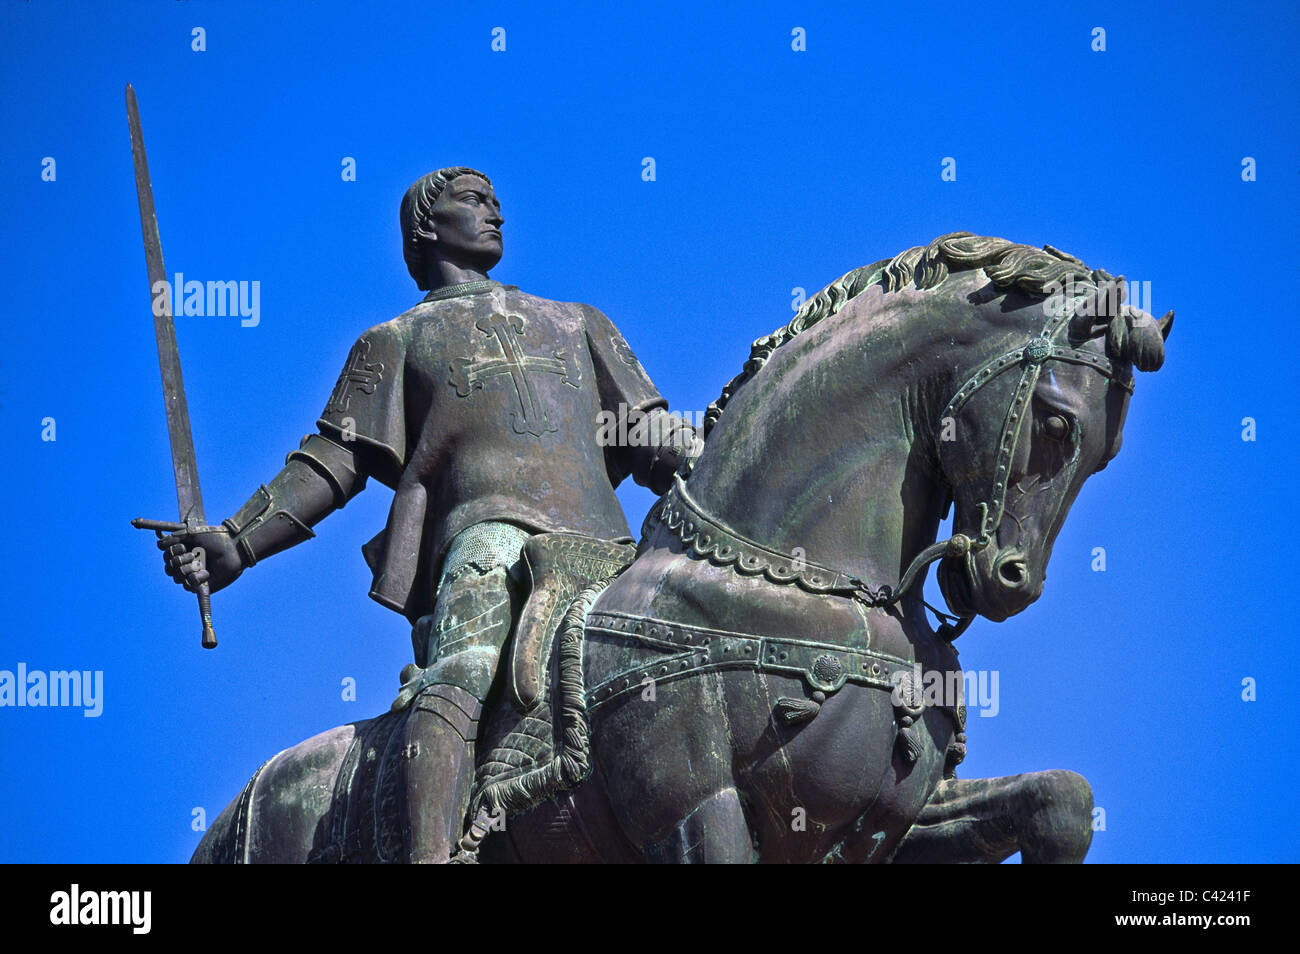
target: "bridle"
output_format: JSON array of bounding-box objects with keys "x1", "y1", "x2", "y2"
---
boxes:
[
  {"x1": 653, "y1": 306, "x2": 1135, "y2": 641},
  {"x1": 938, "y1": 308, "x2": 1134, "y2": 550}
]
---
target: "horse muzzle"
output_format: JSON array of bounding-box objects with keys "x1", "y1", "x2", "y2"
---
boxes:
[{"x1": 939, "y1": 546, "x2": 1042, "y2": 623}]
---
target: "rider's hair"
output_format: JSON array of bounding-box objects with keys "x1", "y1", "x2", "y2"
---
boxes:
[{"x1": 400, "y1": 167, "x2": 493, "y2": 290}]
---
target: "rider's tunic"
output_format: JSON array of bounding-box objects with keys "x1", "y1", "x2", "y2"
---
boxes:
[{"x1": 316, "y1": 280, "x2": 672, "y2": 688}]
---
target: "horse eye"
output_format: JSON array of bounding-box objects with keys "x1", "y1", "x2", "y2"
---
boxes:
[{"x1": 1043, "y1": 415, "x2": 1070, "y2": 440}]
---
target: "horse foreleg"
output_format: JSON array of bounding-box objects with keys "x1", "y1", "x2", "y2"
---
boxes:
[
  {"x1": 644, "y1": 787, "x2": 755, "y2": 864},
  {"x1": 889, "y1": 770, "x2": 1094, "y2": 864}
]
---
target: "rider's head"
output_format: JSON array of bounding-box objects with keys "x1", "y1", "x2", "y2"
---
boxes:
[{"x1": 400, "y1": 167, "x2": 502, "y2": 290}]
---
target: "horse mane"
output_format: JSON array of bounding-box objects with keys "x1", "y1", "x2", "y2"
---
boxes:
[{"x1": 703, "y1": 231, "x2": 1128, "y2": 436}]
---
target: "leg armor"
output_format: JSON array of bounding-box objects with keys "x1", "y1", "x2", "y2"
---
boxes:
[{"x1": 393, "y1": 521, "x2": 529, "y2": 862}]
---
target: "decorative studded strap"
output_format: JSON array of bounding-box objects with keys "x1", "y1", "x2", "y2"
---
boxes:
[
  {"x1": 644, "y1": 476, "x2": 864, "y2": 594},
  {"x1": 644, "y1": 475, "x2": 894, "y2": 604},
  {"x1": 584, "y1": 610, "x2": 915, "y2": 713}
]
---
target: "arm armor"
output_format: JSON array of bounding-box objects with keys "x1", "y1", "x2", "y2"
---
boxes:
[{"x1": 222, "y1": 434, "x2": 367, "y2": 566}]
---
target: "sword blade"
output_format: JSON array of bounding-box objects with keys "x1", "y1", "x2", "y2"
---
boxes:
[
  {"x1": 127, "y1": 83, "x2": 206, "y2": 526},
  {"x1": 128, "y1": 84, "x2": 216, "y2": 649}
]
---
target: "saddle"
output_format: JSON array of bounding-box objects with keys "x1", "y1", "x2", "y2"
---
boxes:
[
  {"x1": 472, "y1": 534, "x2": 634, "y2": 823},
  {"x1": 506, "y1": 532, "x2": 637, "y2": 712}
]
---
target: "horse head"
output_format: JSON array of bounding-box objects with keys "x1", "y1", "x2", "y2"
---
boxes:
[
  {"x1": 700, "y1": 232, "x2": 1173, "y2": 631},
  {"x1": 933, "y1": 264, "x2": 1173, "y2": 623}
]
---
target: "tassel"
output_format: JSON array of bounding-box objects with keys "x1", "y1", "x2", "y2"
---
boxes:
[
  {"x1": 774, "y1": 696, "x2": 822, "y2": 725},
  {"x1": 896, "y1": 716, "x2": 924, "y2": 764}
]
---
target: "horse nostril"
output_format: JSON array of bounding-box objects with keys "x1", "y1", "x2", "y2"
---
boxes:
[{"x1": 997, "y1": 559, "x2": 1027, "y2": 588}]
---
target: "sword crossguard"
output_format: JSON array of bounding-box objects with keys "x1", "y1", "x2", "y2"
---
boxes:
[
  {"x1": 132, "y1": 517, "x2": 218, "y2": 650},
  {"x1": 131, "y1": 518, "x2": 186, "y2": 533}
]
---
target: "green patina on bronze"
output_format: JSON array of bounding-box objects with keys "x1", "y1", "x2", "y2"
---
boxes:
[{"x1": 133, "y1": 108, "x2": 1171, "y2": 862}]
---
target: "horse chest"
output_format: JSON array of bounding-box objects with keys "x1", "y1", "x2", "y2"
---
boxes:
[{"x1": 733, "y1": 684, "x2": 950, "y2": 862}]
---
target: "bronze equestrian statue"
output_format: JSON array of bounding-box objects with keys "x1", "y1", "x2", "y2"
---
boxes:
[{"x1": 163, "y1": 226, "x2": 1171, "y2": 863}]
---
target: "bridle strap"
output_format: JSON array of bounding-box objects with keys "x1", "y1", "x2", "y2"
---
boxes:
[{"x1": 938, "y1": 315, "x2": 1133, "y2": 549}]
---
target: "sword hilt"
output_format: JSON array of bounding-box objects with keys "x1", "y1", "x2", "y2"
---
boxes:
[
  {"x1": 198, "y1": 583, "x2": 216, "y2": 649},
  {"x1": 132, "y1": 517, "x2": 218, "y2": 650}
]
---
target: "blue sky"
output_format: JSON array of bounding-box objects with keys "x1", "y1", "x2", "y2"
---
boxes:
[{"x1": 1, "y1": 0, "x2": 1297, "y2": 863}]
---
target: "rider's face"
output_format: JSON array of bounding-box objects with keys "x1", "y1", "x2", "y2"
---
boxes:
[{"x1": 429, "y1": 175, "x2": 504, "y2": 270}]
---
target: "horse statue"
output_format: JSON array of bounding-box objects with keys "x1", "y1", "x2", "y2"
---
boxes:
[{"x1": 191, "y1": 232, "x2": 1172, "y2": 864}]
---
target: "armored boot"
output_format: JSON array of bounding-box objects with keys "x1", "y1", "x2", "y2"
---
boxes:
[{"x1": 399, "y1": 684, "x2": 485, "y2": 863}]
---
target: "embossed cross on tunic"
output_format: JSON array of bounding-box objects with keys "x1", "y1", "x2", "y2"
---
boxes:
[
  {"x1": 449, "y1": 312, "x2": 580, "y2": 437},
  {"x1": 327, "y1": 339, "x2": 385, "y2": 414}
]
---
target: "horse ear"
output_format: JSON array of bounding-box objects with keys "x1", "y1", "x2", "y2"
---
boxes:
[
  {"x1": 1156, "y1": 310, "x2": 1174, "y2": 342},
  {"x1": 1107, "y1": 310, "x2": 1165, "y2": 372}
]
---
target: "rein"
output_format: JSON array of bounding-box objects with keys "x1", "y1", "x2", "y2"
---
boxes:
[{"x1": 650, "y1": 308, "x2": 1134, "y2": 641}]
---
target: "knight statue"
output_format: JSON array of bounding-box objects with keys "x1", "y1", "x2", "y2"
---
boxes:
[{"x1": 156, "y1": 166, "x2": 699, "y2": 862}]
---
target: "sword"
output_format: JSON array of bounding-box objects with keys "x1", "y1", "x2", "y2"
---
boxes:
[{"x1": 125, "y1": 83, "x2": 217, "y2": 650}]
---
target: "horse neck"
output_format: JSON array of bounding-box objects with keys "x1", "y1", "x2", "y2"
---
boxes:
[{"x1": 687, "y1": 285, "x2": 967, "y2": 589}]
